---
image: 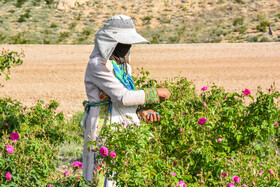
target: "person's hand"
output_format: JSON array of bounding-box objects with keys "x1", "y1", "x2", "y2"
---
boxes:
[
  {"x1": 138, "y1": 109, "x2": 160, "y2": 123},
  {"x1": 156, "y1": 88, "x2": 171, "y2": 101}
]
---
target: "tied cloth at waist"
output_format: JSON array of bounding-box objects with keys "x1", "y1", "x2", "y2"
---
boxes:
[{"x1": 80, "y1": 100, "x2": 111, "y2": 129}]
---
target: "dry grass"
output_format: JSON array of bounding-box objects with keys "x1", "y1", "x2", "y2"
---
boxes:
[{"x1": 0, "y1": 0, "x2": 279, "y2": 44}]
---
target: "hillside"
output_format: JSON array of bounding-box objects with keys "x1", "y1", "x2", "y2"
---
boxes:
[{"x1": 0, "y1": 0, "x2": 280, "y2": 44}]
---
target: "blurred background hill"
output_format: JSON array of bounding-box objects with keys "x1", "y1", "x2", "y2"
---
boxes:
[{"x1": 0, "y1": 0, "x2": 280, "y2": 44}]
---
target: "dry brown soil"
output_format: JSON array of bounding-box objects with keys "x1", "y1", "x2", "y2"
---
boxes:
[{"x1": 1, "y1": 43, "x2": 280, "y2": 116}]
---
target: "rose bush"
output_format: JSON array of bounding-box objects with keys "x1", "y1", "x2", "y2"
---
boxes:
[{"x1": 88, "y1": 71, "x2": 280, "y2": 186}]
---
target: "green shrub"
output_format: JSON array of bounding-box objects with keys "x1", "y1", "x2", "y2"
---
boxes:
[
  {"x1": 0, "y1": 48, "x2": 24, "y2": 82},
  {"x1": 15, "y1": 0, "x2": 28, "y2": 8},
  {"x1": 260, "y1": 36, "x2": 270, "y2": 42},
  {"x1": 232, "y1": 17, "x2": 244, "y2": 26},
  {"x1": 50, "y1": 22, "x2": 57, "y2": 28},
  {"x1": 88, "y1": 72, "x2": 280, "y2": 186},
  {"x1": 256, "y1": 20, "x2": 270, "y2": 32},
  {"x1": 236, "y1": 25, "x2": 247, "y2": 34}
]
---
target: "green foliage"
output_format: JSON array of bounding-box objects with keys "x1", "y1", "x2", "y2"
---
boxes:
[
  {"x1": 50, "y1": 22, "x2": 57, "y2": 28},
  {"x1": 232, "y1": 17, "x2": 244, "y2": 26},
  {"x1": 90, "y1": 72, "x2": 280, "y2": 186},
  {"x1": 15, "y1": 0, "x2": 28, "y2": 8},
  {"x1": 44, "y1": 0, "x2": 54, "y2": 5},
  {"x1": 235, "y1": 0, "x2": 244, "y2": 4},
  {"x1": 236, "y1": 25, "x2": 247, "y2": 34},
  {"x1": 256, "y1": 20, "x2": 271, "y2": 32},
  {"x1": 0, "y1": 49, "x2": 24, "y2": 83},
  {"x1": 260, "y1": 36, "x2": 270, "y2": 42}
]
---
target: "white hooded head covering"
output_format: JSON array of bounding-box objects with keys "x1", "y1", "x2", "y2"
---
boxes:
[{"x1": 89, "y1": 15, "x2": 149, "y2": 60}]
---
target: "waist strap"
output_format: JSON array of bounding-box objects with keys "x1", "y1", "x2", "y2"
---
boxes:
[{"x1": 83, "y1": 100, "x2": 111, "y2": 112}]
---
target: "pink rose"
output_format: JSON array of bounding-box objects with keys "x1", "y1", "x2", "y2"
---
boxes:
[
  {"x1": 109, "y1": 151, "x2": 116, "y2": 158},
  {"x1": 221, "y1": 172, "x2": 227, "y2": 177},
  {"x1": 153, "y1": 127, "x2": 156, "y2": 130},
  {"x1": 42, "y1": 129, "x2": 45, "y2": 132},
  {"x1": 99, "y1": 146, "x2": 108, "y2": 157},
  {"x1": 78, "y1": 176, "x2": 80, "y2": 179},
  {"x1": 182, "y1": 111, "x2": 186, "y2": 114},
  {"x1": 252, "y1": 157, "x2": 255, "y2": 160},
  {"x1": 201, "y1": 86, "x2": 208, "y2": 91},
  {"x1": 215, "y1": 102, "x2": 219, "y2": 105},
  {"x1": 180, "y1": 128, "x2": 182, "y2": 132},
  {"x1": 73, "y1": 161, "x2": 83, "y2": 168},
  {"x1": 124, "y1": 161, "x2": 127, "y2": 165},
  {"x1": 198, "y1": 118, "x2": 206, "y2": 125},
  {"x1": 10, "y1": 132, "x2": 20, "y2": 141},
  {"x1": 243, "y1": 185, "x2": 247, "y2": 187},
  {"x1": 275, "y1": 150, "x2": 278, "y2": 154},
  {"x1": 173, "y1": 162, "x2": 177, "y2": 167},
  {"x1": 232, "y1": 176, "x2": 240, "y2": 183},
  {"x1": 268, "y1": 169, "x2": 272, "y2": 174},
  {"x1": 6, "y1": 145, "x2": 14, "y2": 155},
  {"x1": 216, "y1": 157, "x2": 218, "y2": 160},
  {"x1": 203, "y1": 102, "x2": 206, "y2": 106},
  {"x1": 64, "y1": 170, "x2": 69, "y2": 176},
  {"x1": 217, "y1": 138, "x2": 222, "y2": 142},
  {"x1": 229, "y1": 161, "x2": 233, "y2": 164},
  {"x1": 172, "y1": 172, "x2": 177, "y2": 176},
  {"x1": 275, "y1": 122, "x2": 278, "y2": 126},
  {"x1": 5, "y1": 123, "x2": 8, "y2": 126},
  {"x1": 48, "y1": 185, "x2": 52, "y2": 187},
  {"x1": 6, "y1": 172, "x2": 11, "y2": 180},
  {"x1": 190, "y1": 148, "x2": 193, "y2": 152},
  {"x1": 27, "y1": 165, "x2": 30, "y2": 168},
  {"x1": 252, "y1": 181, "x2": 255, "y2": 186},
  {"x1": 177, "y1": 181, "x2": 186, "y2": 187},
  {"x1": 227, "y1": 183, "x2": 234, "y2": 187},
  {"x1": 243, "y1": 89, "x2": 251, "y2": 96},
  {"x1": 175, "y1": 114, "x2": 177, "y2": 117}
]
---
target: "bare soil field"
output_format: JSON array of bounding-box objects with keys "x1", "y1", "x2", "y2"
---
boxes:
[{"x1": 1, "y1": 43, "x2": 280, "y2": 116}]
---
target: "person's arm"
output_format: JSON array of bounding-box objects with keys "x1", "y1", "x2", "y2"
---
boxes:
[{"x1": 86, "y1": 57, "x2": 159, "y2": 106}]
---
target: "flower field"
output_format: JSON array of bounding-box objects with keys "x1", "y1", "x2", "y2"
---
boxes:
[{"x1": 1, "y1": 50, "x2": 280, "y2": 186}]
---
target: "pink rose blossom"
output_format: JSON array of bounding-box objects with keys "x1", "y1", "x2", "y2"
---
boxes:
[
  {"x1": 182, "y1": 111, "x2": 186, "y2": 115},
  {"x1": 64, "y1": 170, "x2": 69, "y2": 176},
  {"x1": 10, "y1": 132, "x2": 20, "y2": 141},
  {"x1": 217, "y1": 138, "x2": 222, "y2": 142},
  {"x1": 275, "y1": 122, "x2": 278, "y2": 126},
  {"x1": 229, "y1": 161, "x2": 233, "y2": 164},
  {"x1": 275, "y1": 150, "x2": 278, "y2": 154},
  {"x1": 42, "y1": 129, "x2": 45, "y2": 132},
  {"x1": 48, "y1": 185, "x2": 52, "y2": 187},
  {"x1": 78, "y1": 176, "x2": 80, "y2": 179},
  {"x1": 93, "y1": 170, "x2": 96, "y2": 174},
  {"x1": 27, "y1": 165, "x2": 30, "y2": 168},
  {"x1": 216, "y1": 157, "x2": 218, "y2": 160},
  {"x1": 180, "y1": 128, "x2": 182, "y2": 132},
  {"x1": 177, "y1": 181, "x2": 186, "y2": 187},
  {"x1": 227, "y1": 183, "x2": 234, "y2": 187},
  {"x1": 27, "y1": 156, "x2": 29, "y2": 160},
  {"x1": 172, "y1": 172, "x2": 177, "y2": 176},
  {"x1": 252, "y1": 181, "x2": 255, "y2": 186},
  {"x1": 6, "y1": 145, "x2": 14, "y2": 154},
  {"x1": 252, "y1": 157, "x2": 255, "y2": 160},
  {"x1": 190, "y1": 148, "x2": 193, "y2": 152},
  {"x1": 5, "y1": 123, "x2": 8, "y2": 126},
  {"x1": 201, "y1": 86, "x2": 208, "y2": 91},
  {"x1": 124, "y1": 161, "x2": 127, "y2": 165},
  {"x1": 203, "y1": 102, "x2": 206, "y2": 106},
  {"x1": 99, "y1": 146, "x2": 108, "y2": 157},
  {"x1": 268, "y1": 169, "x2": 272, "y2": 174},
  {"x1": 198, "y1": 118, "x2": 206, "y2": 125},
  {"x1": 224, "y1": 163, "x2": 227, "y2": 166},
  {"x1": 6, "y1": 172, "x2": 11, "y2": 180},
  {"x1": 243, "y1": 185, "x2": 247, "y2": 187},
  {"x1": 232, "y1": 176, "x2": 240, "y2": 183},
  {"x1": 175, "y1": 114, "x2": 177, "y2": 117},
  {"x1": 73, "y1": 161, "x2": 83, "y2": 168},
  {"x1": 122, "y1": 120, "x2": 125, "y2": 124},
  {"x1": 215, "y1": 102, "x2": 219, "y2": 105},
  {"x1": 249, "y1": 161, "x2": 251, "y2": 164},
  {"x1": 221, "y1": 172, "x2": 227, "y2": 177},
  {"x1": 268, "y1": 175, "x2": 270, "y2": 179},
  {"x1": 243, "y1": 89, "x2": 251, "y2": 96},
  {"x1": 109, "y1": 151, "x2": 116, "y2": 158},
  {"x1": 173, "y1": 162, "x2": 177, "y2": 167}
]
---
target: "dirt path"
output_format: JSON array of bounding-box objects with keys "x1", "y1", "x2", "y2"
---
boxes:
[{"x1": 1, "y1": 43, "x2": 280, "y2": 115}]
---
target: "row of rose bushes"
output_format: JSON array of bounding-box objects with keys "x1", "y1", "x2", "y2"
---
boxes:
[{"x1": 89, "y1": 72, "x2": 279, "y2": 186}]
